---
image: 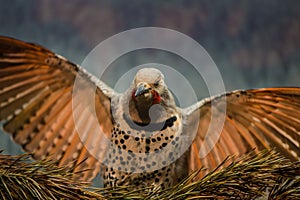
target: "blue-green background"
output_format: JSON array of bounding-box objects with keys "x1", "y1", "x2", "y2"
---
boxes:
[{"x1": 1, "y1": 0, "x2": 300, "y2": 186}]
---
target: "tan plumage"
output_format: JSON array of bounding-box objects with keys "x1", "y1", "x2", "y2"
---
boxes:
[
  {"x1": 0, "y1": 36, "x2": 299, "y2": 185},
  {"x1": 184, "y1": 88, "x2": 300, "y2": 179},
  {"x1": 0, "y1": 36, "x2": 114, "y2": 181}
]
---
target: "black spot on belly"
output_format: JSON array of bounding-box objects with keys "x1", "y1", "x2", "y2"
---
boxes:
[{"x1": 145, "y1": 146, "x2": 150, "y2": 152}]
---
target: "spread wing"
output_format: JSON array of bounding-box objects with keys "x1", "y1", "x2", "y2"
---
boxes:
[
  {"x1": 182, "y1": 88, "x2": 300, "y2": 178},
  {"x1": 0, "y1": 36, "x2": 114, "y2": 181}
]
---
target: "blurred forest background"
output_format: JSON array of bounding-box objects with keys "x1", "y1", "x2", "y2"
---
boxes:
[{"x1": 0, "y1": 0, "x2": 300, "y2": 186}]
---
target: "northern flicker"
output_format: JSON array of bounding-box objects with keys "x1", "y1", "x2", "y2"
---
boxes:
[{"x1": 0, "y1": 36, "x2": 300, "y2": 188}]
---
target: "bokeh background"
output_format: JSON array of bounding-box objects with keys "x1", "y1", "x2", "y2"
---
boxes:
[{"x1": 1, "y1": 0, "x2": 300, "y2": 186}]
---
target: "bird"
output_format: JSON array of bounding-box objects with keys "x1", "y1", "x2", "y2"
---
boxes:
[{"x1": 0, "y1": 36, "x2": 300, "y2": 188}]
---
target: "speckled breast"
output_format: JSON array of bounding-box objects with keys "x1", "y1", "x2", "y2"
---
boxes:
[{"x1": 103, "y1": 115, "x2": 184, "y2": 188}]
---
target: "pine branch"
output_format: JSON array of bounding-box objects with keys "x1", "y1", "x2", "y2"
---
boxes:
[
  {"x1": 1, "y1": 150, "x2": 299, "y2": 199},
  {"x1": 0, "y1": 151, "x2": 103, "y2": 200}
]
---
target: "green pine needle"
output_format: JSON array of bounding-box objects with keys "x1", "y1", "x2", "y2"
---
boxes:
[{"x1": 1, "y1": 150, "x2": 299, "y2": 199}]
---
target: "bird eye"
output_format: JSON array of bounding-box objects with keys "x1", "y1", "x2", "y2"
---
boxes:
[{"x1": 153, "y1": 81, "x2": 159, "y2": 87}]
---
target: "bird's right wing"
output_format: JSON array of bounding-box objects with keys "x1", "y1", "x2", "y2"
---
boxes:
[
  {"x1": 182, "y1": 88, "x2": 300, "y2": 179},
  {"x1": 0, "y1": 36, "x2": 114, "y2": 181}
]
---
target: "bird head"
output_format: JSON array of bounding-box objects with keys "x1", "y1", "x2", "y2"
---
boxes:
[
  {"x1": 128, "y1": 68, "x2": 176, "y2": 124},
  {"x1": 131, "y1": 68, "x2": 165, "y2": 105}
]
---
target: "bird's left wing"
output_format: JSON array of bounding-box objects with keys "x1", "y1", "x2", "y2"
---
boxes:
[
  {"x1": 182, "y1": 88, "x2": 300, "y2": 179},
  {"x1": 0, "y1": 36, "x2": 114, "y2": 181}
]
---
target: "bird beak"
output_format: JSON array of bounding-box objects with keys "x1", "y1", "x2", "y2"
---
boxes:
[{"x1": 135, "y1": 84, "x2": 150, "y2": 97}]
